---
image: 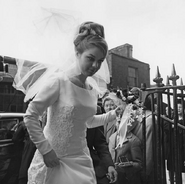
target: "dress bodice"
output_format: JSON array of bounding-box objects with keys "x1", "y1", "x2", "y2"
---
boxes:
[{"x1": 44, "y1": 75, "x2": 97, "y2": 157}]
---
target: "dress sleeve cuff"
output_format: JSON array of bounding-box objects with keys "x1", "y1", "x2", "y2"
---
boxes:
[{"x1": 37, "y1": 139, "x2": 52, "y2": 155}]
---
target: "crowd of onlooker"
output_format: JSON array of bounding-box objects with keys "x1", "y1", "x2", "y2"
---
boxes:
[
  {"x1": 97, "y1": 87, "x2": 185, "y2": 184},
  {"x1": 100, "y1": 87, "x2": 153, "y2": 184},
  {"x1": 2, "y1": 87, "x2": 185, "y2": 184}
]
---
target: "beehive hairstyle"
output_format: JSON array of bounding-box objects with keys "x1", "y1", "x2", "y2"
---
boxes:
[{"x1": 74, "y1": 21, "x2": 108, "y2": 56}]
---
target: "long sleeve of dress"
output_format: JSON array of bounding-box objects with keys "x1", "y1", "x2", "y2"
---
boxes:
[
  {"x1": 24, "y1": 75, "x2": 60, "y2": 155},
  {"x1": 86, "y1": 110, "x2": 117, "y2": 128}
]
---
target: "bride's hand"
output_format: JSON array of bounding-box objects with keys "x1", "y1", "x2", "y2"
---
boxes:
[{"x1": 43, "y1": 149, "x2": 60, "y2": 168}]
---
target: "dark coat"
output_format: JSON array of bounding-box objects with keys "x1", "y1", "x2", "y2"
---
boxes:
[
  {"x1": 1, "y1": 122, "x2": 25, "y2": 184},
  {"x1": 87, "y1": 126, "x2": 114, "y2": 184},
  {"x1": 131, "y1": 112, "x2": 154, "y2": 178},
  {"x1": 109, "y1": 132, "x2": 142, "y2": 184},
  {"x1": 104, "y1": 119, "x2": 117, "y2": 143},
  {"x1": 167, "y1": 118, "x2": 185, "y2": 173},
  {"x1": 13, "y1": 122, "x2": 37, "y2": 184},
  {"x1": 18, "y1": 130, "x2": 36, "y2": 180}
]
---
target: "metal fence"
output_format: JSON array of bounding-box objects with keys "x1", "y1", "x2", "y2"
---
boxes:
[{"x1": 141, "y1": 64, "x2": 185, "y2": 184}]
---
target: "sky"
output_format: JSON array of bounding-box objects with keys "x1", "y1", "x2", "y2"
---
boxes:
[
  {"x1": 103, "y1": 0, "x2": 185, "y2": 85},
  {"x1": 0, "y1": 0, "x2": 185, "y2": 85}
]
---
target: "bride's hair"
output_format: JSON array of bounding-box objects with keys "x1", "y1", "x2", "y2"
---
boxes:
[{"x1": 73, "y1": 21, "x2": 108, "y2": 56}]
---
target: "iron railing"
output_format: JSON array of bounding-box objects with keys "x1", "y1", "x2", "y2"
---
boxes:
[{"x1": 141, "y1": 64, "x2": 185, "y2": 184}]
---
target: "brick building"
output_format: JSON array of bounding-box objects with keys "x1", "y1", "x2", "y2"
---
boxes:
[
  {"x1": 0, "y1": 57, "x2": 26, "y2": 112},
  {"x1": 107, "y1": 43, "x2": 150, "y2": 90}
]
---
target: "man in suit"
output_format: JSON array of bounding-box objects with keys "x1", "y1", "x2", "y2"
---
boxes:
[{"x1": 86, "y1": 106, "x2": 117, "y2": 184}]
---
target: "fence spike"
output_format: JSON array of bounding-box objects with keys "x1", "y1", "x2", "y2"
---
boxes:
[
  {"x1": 166, "y1": 75, "x2": 170, "y2": 86},
  {"x1": 169, "y1": 63, "x2": 179, "y2": 86},
  {"x1": 156, "y1": 66, "x2": 161, "y2": 78},
  {"x1": 180, "y1": 78, "x2": 183, "y2": 85},
  {"x1": 153, "y1": 66, "x2": 163, "y2": 85},
  {"x1": 171, "y1": 63, "x2": 176, "y2": 76}
]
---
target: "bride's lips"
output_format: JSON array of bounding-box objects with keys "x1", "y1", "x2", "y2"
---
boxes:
[{"x1": 88, "y1": 70, "x2": 95, "y2": 75}]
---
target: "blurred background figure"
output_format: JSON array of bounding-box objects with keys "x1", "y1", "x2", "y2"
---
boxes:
[
  {"x1": 167, "y1": 99, "x2": 185, "y2": 182},
  {"x1": 130, "y1": 96, "x2": 155, "y2": 184},
  {"x1": 87, "y1": 106, "x2": 117, "y2": 184},
  {"x1": 109, "y1": 104, "x2": 143, "y2": 184},
  {"x1": 102, "y1": 92, "x2": 126, "y2": 143}
]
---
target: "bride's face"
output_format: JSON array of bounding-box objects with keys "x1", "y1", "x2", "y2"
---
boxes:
[{"x1": 76, "y1": 46, "x2": 105, "y2": 77}]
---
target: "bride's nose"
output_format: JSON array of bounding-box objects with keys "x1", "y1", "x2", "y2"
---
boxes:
[{"x1": 92, "y1": 61, "x2": 98, "y2": 68}]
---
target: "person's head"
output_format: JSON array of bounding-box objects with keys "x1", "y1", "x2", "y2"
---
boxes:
[
  {"x1": 165, "y1": 106, "x2": 169, "y2": 115},
  {"x1": 177, "y1": 99, "x2": 185, "y2": 117},
  {"x1": 102, "y1": 97, "x2": 116, "y2": 113},
  {"x1": 143, "y1": 95, "x2": 152, "y2": 111},
  {"x1": 127, "y1": 87, "x2": 141, "y2": 105},
  {"x1": 165, "y1": 106, "x2": 173, "y2": 117},
  {"x1": 73, "y1": 21, "x2": 108, "y2": 77},
  {"x1": 130, "y1": 87, "x2": 140, "y2": 98}
]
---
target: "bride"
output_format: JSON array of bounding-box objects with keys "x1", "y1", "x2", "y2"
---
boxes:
[
  {"x1": 23, "y1": 21, "x2": 120, "y2": 184},
  {"x1": 0, "y1": 2, "x2": 121, "y2": 183}
]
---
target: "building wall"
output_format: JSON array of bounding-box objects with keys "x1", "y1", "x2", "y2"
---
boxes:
[
  {"x1": 109, "y1": 53, "x2": 150, "y2": 89},
  {"x1": 0, "y1": 58, "x2": 26, "y2": 112},
  {"x1": 0, "y1": 80, "x2": 26, "y2": 112}
]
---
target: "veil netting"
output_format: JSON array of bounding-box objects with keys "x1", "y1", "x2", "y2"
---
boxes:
[{"x1": 0, "y1": 3, "x2": 111, "y2": 102}]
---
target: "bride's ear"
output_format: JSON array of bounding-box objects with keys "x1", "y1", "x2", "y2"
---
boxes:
[{"x1": 75, "y1": 51, "x2": 81, "y2": 58}]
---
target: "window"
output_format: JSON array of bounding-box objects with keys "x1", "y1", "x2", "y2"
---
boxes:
[{"x1": 128, "y1": 67, "x2": 138, "y2": 87}]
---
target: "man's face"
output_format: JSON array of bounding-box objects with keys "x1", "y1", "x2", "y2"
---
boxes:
[
  {"x1": 103, "y1": 99, "x2": 116, "y2": 113},
  {"x1": 177, "y1": 104, "x2": 183, "y2": 116}
]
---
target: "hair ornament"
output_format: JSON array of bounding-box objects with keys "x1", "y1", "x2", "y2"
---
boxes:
[
  {"x1": 116, "y1": 89, "x2": 127, "y2": 102},
  {"x1": 79, "y1": 23, "x2": 102, "y2": 38},
  {"x1": 90, "y1": 28, "x2": 102, "y2": 38}
]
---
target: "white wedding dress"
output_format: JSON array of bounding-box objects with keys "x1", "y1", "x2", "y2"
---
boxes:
[{"x1": 24, "y1": 72, "x2": 116, "y2": 184}]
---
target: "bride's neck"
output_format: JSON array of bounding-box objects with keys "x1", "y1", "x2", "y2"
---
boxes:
[
  {"x1": 76, "y1": 74, "x2": 87, "y2": 84},
  {"x1": 69, "y1": 75, "x2": 88, "y2": 89}
]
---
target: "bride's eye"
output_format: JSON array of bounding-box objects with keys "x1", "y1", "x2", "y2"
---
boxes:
[{"x1": 87, "y1": 56, "x2": 94, "y2": 62}]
